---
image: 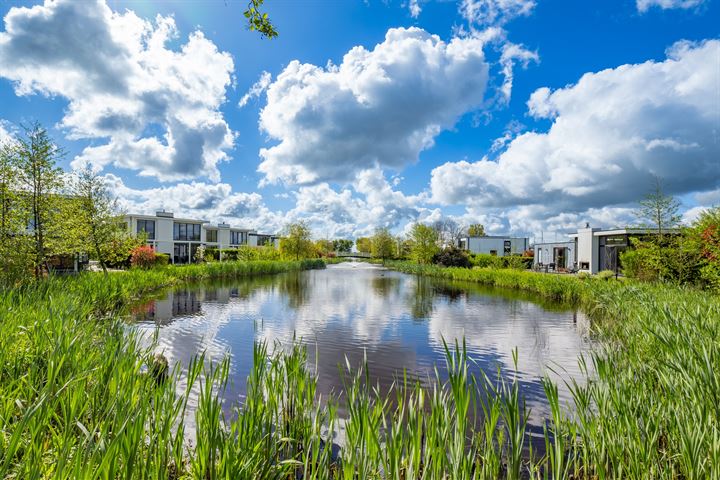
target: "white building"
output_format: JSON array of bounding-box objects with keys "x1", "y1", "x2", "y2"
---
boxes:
[
  {"x1": 459, "y1": 236, "x2": 529, "y2": 256},
  {"x1": 124, "y1": 211, "x2": 279, "y2": 264},
  {"x1": 531, "y1": 225, "x2": 674, "y2": 274},
  {"x1": 533, "y1": 241, "x2": 575, "y2": 270}
]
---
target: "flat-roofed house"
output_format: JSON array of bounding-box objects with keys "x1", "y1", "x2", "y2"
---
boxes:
[
  {"x1": 459, "y1": 236, "x2": 529, "y2": 257},
  {"x1": 123, "y1": 211, "x2": 277, "y2": 264}
]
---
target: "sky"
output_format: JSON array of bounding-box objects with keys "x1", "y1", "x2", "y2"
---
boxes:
[{"x1": 0, "y1": 0, "x2": 718, "y2": 241}]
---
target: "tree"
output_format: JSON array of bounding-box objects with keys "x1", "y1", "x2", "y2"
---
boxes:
[
  {"x1": 432, "y1": 219, "x2": 466, "y2": 247},
  {"x1": 409, "y1": 223, "x2": 440, "y2": 265},
  {"x1": 635, "y1": 176, "x2": 681, "y2": 237},
  {"x1": 371, "y1": 228, "x2": 395, "y2": 263},
  {"x1": 332, "y1": 239, "x2": 353, "y2": 253},
  {"x1": 280, "y1": 221, "x2": 313, "y2": 260},
  {"x1": 468, "y1": 223, "x2": 485, "y2": 237},
  {"x1": 356, "y1": 237, "x2": 372, "y2": 254},
  {"x1": 13, "y1": 123, "x2": 64, "y2": 278},
  {"x1": 0, "y1": 141, "x2": 21, "y2": 239},
  {"x1": 0, "y1": 140, "x2": 33, "y2": 286},
  {"x1": 70, "y1": 166, "x2": 125, "y2": 274},
  {"x1": 315, "y1": 239, "x2": 334, "y2": 256}
]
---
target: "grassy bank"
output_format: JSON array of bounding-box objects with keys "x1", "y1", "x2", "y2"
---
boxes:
[
  {"x1": 387, "y1": 261, "x2": 720, "y2": 478},
  {"x1": 0, "y1": 259, "x2": 325, "y2": 479},
  {"x1": 2, "y1": 259, "x2": 718, "y2": 478}
]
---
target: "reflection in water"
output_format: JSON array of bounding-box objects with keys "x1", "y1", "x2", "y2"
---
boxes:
[{"x1": 132, "y1": 263, "x2": 591, "y2": 436}]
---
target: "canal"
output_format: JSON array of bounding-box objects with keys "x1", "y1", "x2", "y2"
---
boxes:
[{"x1": 131, "y1": 262, "x2": 592, "y2": 439}]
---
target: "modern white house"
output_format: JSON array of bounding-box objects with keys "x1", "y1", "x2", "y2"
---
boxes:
[
  {"x1": 531, "y1": 224, "x2": 675, "y2": 274},
  {"x1": 459, "y1": 236, "x2": 529, "y2": 256},
  {"x1": 123, "y1": 211, "x2": 279, "y2": 264},
  {"x1": 570, "y1": 225, "x2": 672, "y2": 274},
  {"x1": 533, "y1": 241, "x2": 576, "y2": 271}
]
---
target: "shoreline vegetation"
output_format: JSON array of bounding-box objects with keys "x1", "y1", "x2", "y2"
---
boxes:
[{"x1": 1, "y1": 259, "x2": 718, "y2": 478}]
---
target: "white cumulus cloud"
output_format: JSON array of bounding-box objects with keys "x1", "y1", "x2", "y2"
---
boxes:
[
  {"x1": 0, "y1": 0, "x2": 235, "y2": 181},
  {"x1": 257, "y1": 27, "x2": 490, "y2": 186},
  {"x1": 430, "y1": 39, "x2": 720, "y2": 232}
]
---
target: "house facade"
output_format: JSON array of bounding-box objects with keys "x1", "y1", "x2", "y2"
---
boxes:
[
  {"x1": 530, "y1": 225, "x2": 674, "y2": 274},
  {"x1": 533, "y1": 241, "x2": 575, "y2": 270},
  {"x1": 123, "y1": 210, "x2": 279, "y2": 264},
  {"x1": 459, "y1": 236, "x2": 529, "y2": 257}
]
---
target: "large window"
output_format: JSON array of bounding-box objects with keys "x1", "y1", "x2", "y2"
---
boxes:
[
  {"x1": 173, "y1": 243, "x2": 189, "y2": 264},
  {"x1": 206, "y1": 229, "x2": 218, "y2": 243},
  {"x1": 230, "y1": 231, "x2": 247, "y2": 245},
  {"x1": 137, "y1": 220, "x2": 155, "y2": 240},
  {"x1": 174, "y1": 223, "x2": 201, "y2": 241}
]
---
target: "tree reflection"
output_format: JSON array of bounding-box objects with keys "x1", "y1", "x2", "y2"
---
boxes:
[
  {"x1": 370, "y1": 275, "x2": 401, "y2": 298},
  {"x1": 408, "y1": 275, "x2": 435, "y2": 320},
  {"x1": 276, "y1": 272, "x2": 311, "y2": 310}
]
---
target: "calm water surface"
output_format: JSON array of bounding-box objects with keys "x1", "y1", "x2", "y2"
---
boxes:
[{"x1": 132, "y1": 262, "x2": 592, "y2": 434}]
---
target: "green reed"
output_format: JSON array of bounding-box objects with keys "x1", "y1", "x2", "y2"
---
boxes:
[{"x1": 1, "y1": 259, "x2": 719, "y2": 478}]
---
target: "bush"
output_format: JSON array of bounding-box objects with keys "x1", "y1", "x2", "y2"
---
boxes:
[
  {"x1": 205, "y1": 247, "x2": 219, "y2": 261},
  {"x1": 598, "y1": 270, "x2": 616, "y2": 280},
  {"x1": 432, "y1": 246, "x2": 471, "y2": 268},
  {"x1": 470, "y1": 253, "x2": 503, "y2": 269},
  {"x1": 468, "y1": 254, "x2": 530, "y2": 270},
  {"x1": 221, "y1": 248, "x2": 239, "y2": 261},
  {"x1": 130, "y1": 245, "x2": 157, "y2": 269},
  {"x1": 155, "y1": 253, "x2": 170, "y2": 266},
  {"x1": 504, "y1": 255, "x2": 531, "y2": 270},
  {"x1": 577, "y1": 271, "x2": 590, "y2": 280}
]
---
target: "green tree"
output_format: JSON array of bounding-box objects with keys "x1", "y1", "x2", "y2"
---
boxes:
[
  {"x1": 356, "y1": 237, "x2": 372, "y2": 254},
  {"x1": 468, "y1": 223, "x2": 485, "y2": 237},
  {"x1": 409, "y1": 223, "x2": 440, "y2": 265},
  {"x1": 635, "y1": 176, "x2": 681, "y2": 237},
  {"x1": 371, "y1": 227, "x2": 395, "y2": 263},
  {"x1": 280, "y1": 221, "x2": 313, "y2": 260},
  {"x1": 332, "y1": 239, "x2": 353, "y2": 253},
  {"x1": 315, "y1": 239, "x2": 334, "y2": 256},
  {"x1": 0, "y1": 139, "x2": 33, "y2": 285},
  {"x1": 0, "y1": 140, "x2": 22, "y2": 239},
  {"x1": 70, "y1": 166, "x2": 125, "y2": 274},
  {"x1": 398, "y1": 238, "x2": 413, "y2": 259},
  {"x1": 13, "y1": 123, "x2": 64, "y2": 278}
]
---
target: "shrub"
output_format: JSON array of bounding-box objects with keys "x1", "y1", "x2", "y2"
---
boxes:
[
  {"x1": 130, "y1": 245, "x2": 157, "y2": 269},
  {"x1": 220, "y1": 248, "x2": 239, "y2": 261},
  {"x1": 504, "y1": 255, "x2": 530, "y2": 270},
  {"x1": 470, "y1": 253, "x2": 503, "y2": 269},
  {"x1": 432, "y1": 246, "x2": 471, "y2": 268},
  {"x1": 194, "y1": 245, "x2": 207, "y2": 263},
  {"x1": 154, "y1": 253, "x2": 170, "y2": 266},
  {"x1": 598, "y1": 270, "x2": 616, "y2": 280},
  {"x1": 205, "y1": 247, "x2": 219, "y2": 261},
  {"x1": 577, "y1": 271, "x2": 590, "y2": 280}
]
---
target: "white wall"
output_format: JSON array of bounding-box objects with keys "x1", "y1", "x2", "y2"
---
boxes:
[
  {"x1": 575, "y1": 228, "x2": 600, "y2": 273},
  {"x1": 466, "y1": 237, "x2": 528, "y2": 256}
]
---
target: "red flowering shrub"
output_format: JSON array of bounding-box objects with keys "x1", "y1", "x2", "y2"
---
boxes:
[{"x1": 130, "y1": 245, "x2": 157, "y2": 269}]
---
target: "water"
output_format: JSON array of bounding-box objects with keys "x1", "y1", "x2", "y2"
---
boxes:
[{"x1": 131, "y1": 262, "x2": 592, "y2": 436}]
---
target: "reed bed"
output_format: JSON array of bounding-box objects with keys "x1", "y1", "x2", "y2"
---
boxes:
[
  {"x1": 387, "y1": 261, "x2": 720, "y2": 478},
  {"x1": 1, "y1": 259, "x2": 718, "y2": 478}
]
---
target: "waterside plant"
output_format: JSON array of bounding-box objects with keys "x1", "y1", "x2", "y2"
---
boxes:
[{"x1": 1, "y1": 259, "x2": 718, "y2": 478}]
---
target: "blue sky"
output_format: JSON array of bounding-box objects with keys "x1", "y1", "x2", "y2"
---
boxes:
[{"x1": 0, "y1": 0, "x2": 718, "y2": 239}]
